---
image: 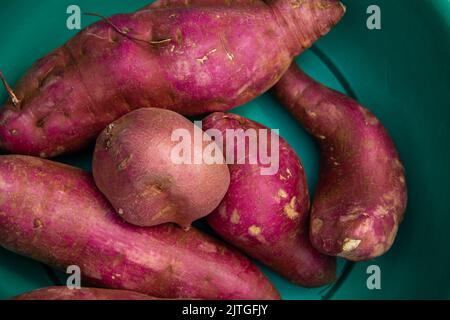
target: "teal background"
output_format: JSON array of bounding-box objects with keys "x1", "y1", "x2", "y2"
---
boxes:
[{"x1": 0, "y1": 0, "x2": 449, "y2": 299}]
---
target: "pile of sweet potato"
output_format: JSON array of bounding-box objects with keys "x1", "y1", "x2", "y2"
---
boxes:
[{"x1": 0, "y1": 0, "x2": 407, "y2": 300}]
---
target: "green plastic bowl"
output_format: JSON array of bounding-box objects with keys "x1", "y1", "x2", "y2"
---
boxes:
[{"x1": 0, "y1": 0, "x2": 449, "y2": 300}]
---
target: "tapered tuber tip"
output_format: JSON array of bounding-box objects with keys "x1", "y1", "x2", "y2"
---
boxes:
[
  {"x1": 269, "y1": 0, "x2": 346, "y2": 54},
  {"x1": 0, "y1": 71, "x2": 20, "y2": 107},
  {"x1": 312, "y1": 0, "x2": 346, "y2": 36}
]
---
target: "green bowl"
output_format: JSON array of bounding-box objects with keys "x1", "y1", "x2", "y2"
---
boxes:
[{"x1": 0, "y1": 0, "x2": 449, "y2": 300}]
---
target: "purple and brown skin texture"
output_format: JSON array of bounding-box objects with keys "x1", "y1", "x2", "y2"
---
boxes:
[
  {"x1": 272, "y1": 65, "x2": 407, "y2": 261},
  {"x1": 93, "y1": 108, "x2": 230, "y2": 228},
  {"x1": 0, "y1": 155, "x2": 279, "y2": 300},
  {"x1": 202, "y1": 113, "x2": 336, "y2": 286},
  {"x1": 0, "y1": 0, "x2": 344, "y2": 158},
  {"x1": 13, "y1": 287, "x2": 159, "y2": 300}
]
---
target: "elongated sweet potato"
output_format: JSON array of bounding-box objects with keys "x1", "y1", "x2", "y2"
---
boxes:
[
  {"x1": 0, "y1": 0, "x2": 344, "y2": 158},
  {"x1": 272, "y1": 65, "x2": 407, "y2": 261},
  {"x1": 202, "y1": 113, "x2": 336, "y2": 286},
  {"x1": 0, "y1": 155, "x2": 279, "y2": 299},
  {"x1": 13, "y1": 287, "x2": 158, "y2": 300},
  {"x1": 93, "y1": 108, "x2": 230, "y2": 228}
]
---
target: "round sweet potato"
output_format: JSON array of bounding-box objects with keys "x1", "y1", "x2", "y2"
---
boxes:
[{"x1": 93, "y1": 108, "x2": 230, "y2": 228}]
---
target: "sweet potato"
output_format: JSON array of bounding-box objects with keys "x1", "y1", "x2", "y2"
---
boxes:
[
  {"x1": 0, "y1": 155, "x2": 279, "y2": 299},
  {"x1": 202, "y1": 113, "x2": 336, "y2": 287},
  {"x1": 13, "y1": 287, "x2": 158, "y2": 300},
  {"x1": 93, "y1": 108, "x2": 230, "y2": 228},
  {"x1": 0, "y1": 0, "x2": 344, "y2": 158},
  {"x1": 272, "y1": 65, "x2": 407, "y2": 261}
]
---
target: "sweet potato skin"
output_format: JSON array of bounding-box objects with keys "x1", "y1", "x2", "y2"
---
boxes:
[
  {"x1": 13, "y1": 287, "x2": 158, "y2": 300},
  {"x1": 0, "y1": 155, "x2": 279, "y2": 300},
  {"x1": 202, "y1": 113, "x2": 336, "y2": 287},
  {"x1": 93, "y1": 108, "x2": 230, "y2": 228},
  {"x1": 272, "y1": 65, "x2": 407, "y2": 261},
  {"x1": 0, "y1": 0, "x2": 344, "y2": 158}
]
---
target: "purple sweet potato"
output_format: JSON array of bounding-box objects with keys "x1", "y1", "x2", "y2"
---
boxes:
[
  {"x1": 93, "y1": 108, "x2": 230, "y2": 228},
  {"x1": 202, "y1": 113, "x2": 336, "y2": 287},
  {"x1": 0, "y1": 0, "x2": 344, "y2": 158},
  {"x1": 13, "y1": 287, "x2": 159, "y2": 300},
  {"x1": 272, "y1": 65, "x2": 407, "y2": 261},
  {"x1": 0, "y1": 155, "x2": 279, "y2": 299}
]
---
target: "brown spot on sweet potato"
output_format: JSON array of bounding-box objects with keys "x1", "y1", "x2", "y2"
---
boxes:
[
  {"x1": 283, "y1": 197, "x2": 299, "y2": 219},
  {"x1": 230, "y1": 209, "x2": 240, "y2": 224},
  {"x1": 36, "y1": 118, "x2": 46, "y2": 128},
  {"x1": 9, "y1": 129, "x2": 18, "y2": 136},
  {"x1": 198, "y1": 242, "x2": 217, "y2": 253},
  {"x1": 105, "y1": 123, "x2": 115, "y2": 135},
  {"x1": 363, "y1": 139, "x2": 376, "y2": 150},
  {"x1": 360, "y1": 107, "x2": 379, "y2": 126},
  {"x1": 286, "y1": 168, "x2": 292, "y2": 178},
  {"x1": 197, "y1": 56, "x2": 208, "y2": 64},
  {"x1": 383, "y1": 192, "x2": 394, "y2": 201},
  {"x1": 117, "y1": 155, "x2": 132, "y2": 171},
  {"x1": 340, "y1": 213, "x2": 360, "y2": 222},
  {"x1": 203, "y1": 275, "x2": 212, "y2": 286},
  {"x1": 342, "y1": 238, "x2": 361, "y2": 252},
  {"x1": 111, "y1": 273, "x2": 122, "y2": 280},
  {"x1": 248, "y1": 225, "x2": 261, "y2": 236},
  {"x1": 140, "y1": 183, "x2": 163, "y2": 198},
  {"x1": 290, "y1": 0, "x2": 306, "y2": 9},
  {"x1": 219, "y1": 34, "x2": 234, "y2": 61},
  {"x1": 152, "y1": 204, "x2": 176, "y2": 221},
  {"x1": 196, "y1": 48, "x2": 217, "y2": 65},
  {"x1": 218, "y1": 204, "x2": 227, "y2": 219},
  {"x1": 373, "y1": 206, "x2": 389, "y2": 217},
  {"x1": 33, "y1": 218, "x2": 43, "y2": 229},
  {"x1": 340, "y1": 207, "x2": 365, "y2": 222},
  {"x1": 104, "y1": 138, "x2": 112, "y2": 150},
  {"x1": 55, "y1": 146, "x2": 65, "y2": 154},
  {"x1": 277, "y1": 189, "x2": 288, "y2": 199},
  {"x1": 311, "y1": 218, "x2": 323, "y2": 234},
  {"x1": 217, "y1": 246, "x2": 226, "y2": 256},
  {"x1": 163, "y1": 264, "x2": 174, "y2": 275},
  {"x1": 111, "y1": 253, "x2": 126, "y2": 267},
  {"x1": 307, "y1": 110, "x2": 317, "y2": 118},
  {"x1": 394, "y1": 158, "x2": 404, "y2": 169},
  {"x1": 316, "y1": 0, "x2": 335, "y2": 10},
  {"x1": 175, "y1": 28, "x2": 183, "y2": 46}
]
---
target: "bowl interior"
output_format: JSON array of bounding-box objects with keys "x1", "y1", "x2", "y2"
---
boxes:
[{"x1": 1, "y1": 0, "x2": 449, "y2": 299}]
